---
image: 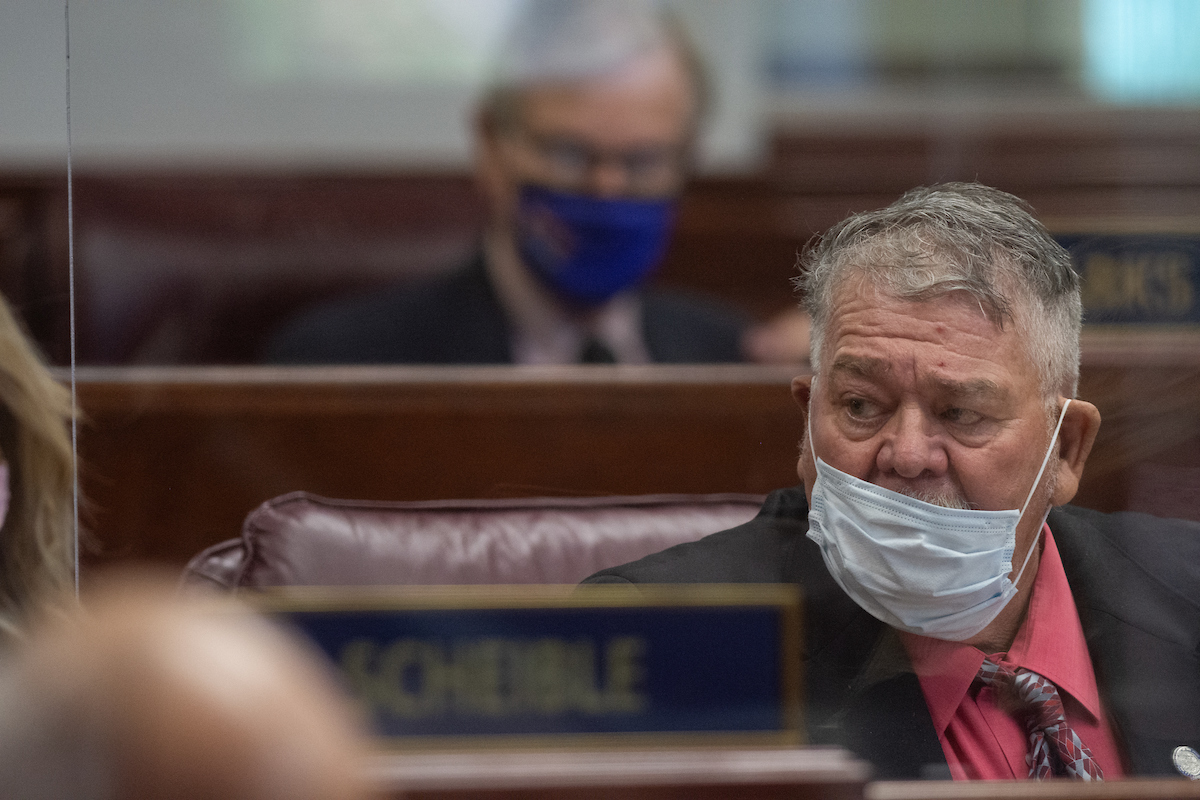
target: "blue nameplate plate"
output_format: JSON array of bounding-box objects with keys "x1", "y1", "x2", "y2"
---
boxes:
[
  {"x1": 255, "y1": 585, "x2": 802, "y2": 747},
  {"x1": 1056, "y1": 232, "x2": 1200, "y2": 325}
]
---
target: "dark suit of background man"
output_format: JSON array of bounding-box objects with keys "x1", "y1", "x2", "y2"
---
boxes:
[
  {"x1": 587, "y1": 183, "x2": 1200, "y2": 781},
  {"x1": 268, "y1": 0, "x2": 760, "y2": 365}
]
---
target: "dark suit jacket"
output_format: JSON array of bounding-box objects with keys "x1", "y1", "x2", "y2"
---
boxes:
[
  {"x1": 266, "y1": 254, "x2": 748, "y2": 364},
  {"x1": 584, "y1": 486, "x2": 1200, "y2": 779}
]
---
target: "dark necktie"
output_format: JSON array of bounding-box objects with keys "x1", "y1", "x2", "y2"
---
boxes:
[
  {"x1": 977, "y1": 656, "x2": 1104, "y2": 780},
  {"x1": 579, "y1": 337, "x2": 617, "y2": 364}
]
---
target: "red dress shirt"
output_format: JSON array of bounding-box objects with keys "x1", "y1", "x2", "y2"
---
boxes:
[{"x1": 900, "y1": 524, "x2": 1126, "y2": 780}]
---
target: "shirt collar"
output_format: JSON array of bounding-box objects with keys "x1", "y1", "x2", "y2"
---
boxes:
[
  {"x1": 901, "y1": 523, "x2": 1104, "y2": 735},
  {"x1": 483, "y1": 232, "x2": 650, "y2": 365},
  {"x1": 1004, "y1": 524, "x2": 1103, "y2": 722}
]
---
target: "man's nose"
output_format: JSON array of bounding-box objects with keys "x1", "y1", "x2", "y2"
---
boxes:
[
  {"x1": 586, "y1": 159, "x2": 632, "y2": 198},
  {"x1": 876, "y1": 407, "x2": 948, "y2": 479}
]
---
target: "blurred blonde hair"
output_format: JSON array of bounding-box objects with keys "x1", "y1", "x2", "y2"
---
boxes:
[{"x1": 0, "y1": 294, "x2": 74, "y2": 639}]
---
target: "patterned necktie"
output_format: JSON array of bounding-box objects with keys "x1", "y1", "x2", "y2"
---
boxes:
[{"x1": 977, "y1": 656, "x2": 1104, "y2": 780}]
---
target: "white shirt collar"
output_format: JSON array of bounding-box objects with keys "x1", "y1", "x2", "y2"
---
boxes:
[{"x1": 483, "y1": 231, "x2": 651, "y2": 365}]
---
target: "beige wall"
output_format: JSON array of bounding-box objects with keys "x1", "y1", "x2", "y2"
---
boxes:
[{"x1": 1, "y1": 1, "x2": 765, "y2": 173}]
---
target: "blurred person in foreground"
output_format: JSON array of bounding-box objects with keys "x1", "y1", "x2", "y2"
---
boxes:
[
  {"x1": 586, "y1": 183, "x2": 1200, "y2": 780},
  {"x1": 0, "y1": 294, "x2": 74, "y2": 642},
  {"x1": 0, "y1": 573, "x2": 373, "y2": 800},
  {"x1": 268, "y1": 0, "x2": 805, "y2": 365}
]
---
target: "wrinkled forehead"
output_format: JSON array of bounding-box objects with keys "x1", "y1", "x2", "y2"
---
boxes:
[
  {"x1": 818, "y1": 276, "x2": 1045, "y2": 402},
  {"x1": 823, "y1": 273, "x2": 1007, "y2": 341}
]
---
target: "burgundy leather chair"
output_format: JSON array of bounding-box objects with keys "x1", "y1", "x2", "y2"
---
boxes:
[{"x1": 181, "y1": 491, "x2": 765, "y2": 591}]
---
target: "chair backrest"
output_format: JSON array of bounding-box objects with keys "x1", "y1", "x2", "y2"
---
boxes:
[{"x1": 182, "y1": 491, "x2": 765, "y2": 591}]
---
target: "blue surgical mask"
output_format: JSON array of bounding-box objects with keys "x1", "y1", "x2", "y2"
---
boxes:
[
  {"x1": 516, "y1": 185, "x2": 676, "y2": 306},
  {"x1": 806, "y1": 395, "x2": 1071, "y2": 641}
]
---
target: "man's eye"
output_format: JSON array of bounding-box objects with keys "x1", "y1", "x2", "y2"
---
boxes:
[
  {"x1": 544, "y1": 143, "x2": 590, "y2": 174},
  {"x1": 943, "y1": 407, "x2": 983, "y2": 426},
  {"x1": 846, "y1": 398, "x2": 879, "y2": 419},
  {"x1": 622, "y1": 147, "x2": 676, "y2": 179}
]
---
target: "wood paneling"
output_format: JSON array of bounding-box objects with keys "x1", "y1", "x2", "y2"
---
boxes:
[
  {"x1": 769, "y1": 119, "x2": 1200, "y2": 236},
  {"x1": 69, "y1": 172, "x2": 487, "y2": 364},
  {"x1": 74, "y1": 365, "x2": 804, "y2": 568},
  {"x1": 71, "y1": 339, "x2": 1200, "y2": 571},
  {"x1": 1072, "y1": 331, "x2": 1200, "y2": 520},
  {"x1": 0, "y1": 174, "x2": 70, "y2": 364}
]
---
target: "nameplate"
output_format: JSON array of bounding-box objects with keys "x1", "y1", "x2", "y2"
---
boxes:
[
  {"x1": 1056, "y1": 232, "x2": 1200, "y2": 325},
  {"x1": 255, "y1": 584, "x2": 802, "y2": 748}
]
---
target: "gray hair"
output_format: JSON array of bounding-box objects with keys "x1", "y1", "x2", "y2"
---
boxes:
[
  {"x1": 797, "y1": 183, "x2": 1082, "y2": 400},
  {"x1": 481, "y1": 0, "x2": 707, "y2": 130}
]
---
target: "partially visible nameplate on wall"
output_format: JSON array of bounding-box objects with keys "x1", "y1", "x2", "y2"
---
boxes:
[
  {"x1": 1055, "y1": 230, "x2": 1200, "y2": 325},
  {"x1": 254, "y1": 584, "x2": 802, "y2": 748}
]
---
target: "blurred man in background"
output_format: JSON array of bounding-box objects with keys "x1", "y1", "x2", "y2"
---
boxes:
[{"x1": 268, "y1": 0, "x2": 782, "y2": 365}]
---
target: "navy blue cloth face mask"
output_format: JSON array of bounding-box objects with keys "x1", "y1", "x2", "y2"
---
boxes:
[{"x1": 516, "y1": 184, "x2": 676, "y2": 307}]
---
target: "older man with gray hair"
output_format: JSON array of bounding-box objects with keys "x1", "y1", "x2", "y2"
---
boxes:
[
  {"x1": 269, "y1": 0, "x2": 753, "y2": 365},
  {"x1": 587, "y1": 183, "x2": 1200, "y2": 781}
]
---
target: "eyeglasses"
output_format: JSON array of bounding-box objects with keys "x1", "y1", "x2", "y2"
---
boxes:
[{"x1": 514, "y1": 130, "x2": 688, "y2": 197}]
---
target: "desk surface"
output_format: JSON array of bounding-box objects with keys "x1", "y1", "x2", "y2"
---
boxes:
[
  {"x1": 370, "y1": 747, "x2": 869, "y2": 799},
  {"x1": 364, "y1": 746, "x2": 1200, "y2": 800},
  {"x1": 870, "y1": 778, "x2": 1200, "y2": 800}
]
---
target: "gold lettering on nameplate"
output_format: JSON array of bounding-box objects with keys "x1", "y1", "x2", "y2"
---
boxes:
[
  {"x1": 339, "y1": 636, "x2": 648, "y2": 719},
  {"x1": 1080, "y1": 251, "x2": 1194, "y2": 316}
]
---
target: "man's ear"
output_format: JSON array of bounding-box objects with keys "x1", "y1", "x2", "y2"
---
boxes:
[
  {"x1": 792, "y1": 375, "x2": 815, "y2": 490},
  {"x1": 1051, "y1": 398, "x2": 1102, "y2": 506},
  {"x1": 473, "y1": 109, "x2": 510, "y2": 214},
  {"x1": 791, "y1": 374, "x2": 812, "y2": 422}
]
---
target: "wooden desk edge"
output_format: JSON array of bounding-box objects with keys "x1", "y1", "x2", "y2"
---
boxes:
[
  {"x1": 868, "y1": 778, "x2": 1200, "y2": 800},
  {"x1": 367, "y1": 747, "x2": 870, "y2": 791},
  {"x1": 55, "y1": 363, "x2": 804, "y2": 387},
  {"x1": 51, "y1": 326, "x2": 1200, "y2": 387}
]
